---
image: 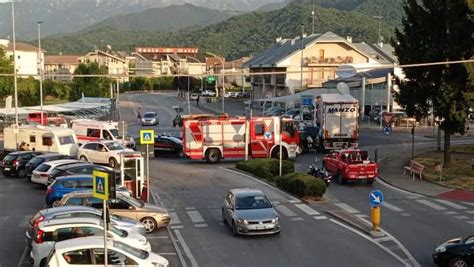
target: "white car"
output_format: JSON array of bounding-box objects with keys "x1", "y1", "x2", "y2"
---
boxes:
[
  {"x1": 77, "y1": 141, "x2": 133, "y2": 168},
  {"x1": 31, "y1": 159, "x2": 80, "y2": 186},
  {"x1": 47, "y1": 237, "x2": 168, "y2": 267},
  {"x1": 224, "y1": 92, "x2": 232, "y2": 98},
  {"x1": 31, "y1": 217, "x2": 151, "y2": 267},
  {"x1": 201, "y1": 90, "x2": 216, "y2": 97},
  {"x1": 190, "y1": 93, "x2": 199, "y2": 100}
]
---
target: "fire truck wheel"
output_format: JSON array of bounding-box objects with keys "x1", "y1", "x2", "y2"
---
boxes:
[
  {"x1": 271, "y1": 147, "x2": 288, "y2": 160},
  {"x1": 205, "y1": 148, "x2": 221, "y2": 164},
  {"x1": 337, "y1": 171, "x2": 346, "y2": 185}
]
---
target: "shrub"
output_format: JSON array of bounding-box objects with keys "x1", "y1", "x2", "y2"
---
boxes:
[
  {"x1": 236, "y1": 158, "x2": 294, "y2": 180},
  {"x1": 277, "y1": 173, "x2": 326, "y2": 197}
]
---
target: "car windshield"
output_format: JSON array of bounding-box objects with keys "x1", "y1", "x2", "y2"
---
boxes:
[
  {"x1": 235, "y1": 195, "x2": 272, "y2": 210},
  {"x1": 28, "y1": 157, "x2": 44, "y2": 165},
  {"x1": 102, "y1": 222, "x2": 127, "y2": 238},
  {"x1": 144, "y1": 113, "x2": 155, "y2": 118},
  {"x1": 35, "y1": 163, "x2": 51, "y2": 172},
  {"x1": 105, "y1": 142, "x2": 124, "y2": 150},
  {"x1": 113, "y1": 240, "x2": 149, "y2": 259},
  {"x1": 58, "y1": 135, "x2": 75, "y2": 145},
  {"x1": 121, "y1": 194, "x2": 144, "y2": 208},
  {"x1": 4, "y1": 154, "x2": 16, "y2": 161},
  {"x1": 109, "y1": 129, "x2": 119, "y2": 138}
]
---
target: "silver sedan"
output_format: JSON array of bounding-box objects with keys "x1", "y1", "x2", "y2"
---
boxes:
[{"x1": 222, "y1": 188, "x2": 280, "y2": 236}]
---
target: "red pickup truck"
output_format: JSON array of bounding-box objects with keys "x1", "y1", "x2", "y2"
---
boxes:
[{"x1": 322, "y1": 149, "x2": 378, "y2": 185}]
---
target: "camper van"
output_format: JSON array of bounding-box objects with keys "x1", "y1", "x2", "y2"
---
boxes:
[
  {"x1": 71, "y1": 119, "x2": 135, "y2": 148},
  {"x1": 3, "y1": 125, "x2": 79, "y2": 157}
]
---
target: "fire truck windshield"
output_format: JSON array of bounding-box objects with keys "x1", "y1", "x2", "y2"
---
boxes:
[{"x1": 282, "y1": 121, "x2": 296, "y2": 137}]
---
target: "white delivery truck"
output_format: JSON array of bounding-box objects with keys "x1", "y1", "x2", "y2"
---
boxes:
[
  {"x1": 71, "y1": 119, "x2": 135, "y2": 148},
  {"x1": 3, "y1": 125, "x2": 79, "y2": 157},
  {"x1": 315, "y1": 94, "x2": 359, "y2": 152}
]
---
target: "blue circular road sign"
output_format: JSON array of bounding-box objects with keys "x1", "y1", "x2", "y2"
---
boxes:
[
  {"x1": 369, "y1": 190, "x2": 384, "y2": 207},
  {"x1": 383, "y1": 126, "x2": 392, "y2": 135}
]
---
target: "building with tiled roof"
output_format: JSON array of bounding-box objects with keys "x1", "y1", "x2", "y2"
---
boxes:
[
  {"x1": 1, "y1": 39, "x2": 42, "y2": 77},
  {"x1": 44, "y1": 55, "x2": 81, "y2": 81}
]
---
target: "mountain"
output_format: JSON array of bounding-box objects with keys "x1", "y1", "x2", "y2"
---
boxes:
[
  {"x1": 81, "y1": 4, "x2": 238, "y2": 33},
  {"x1": 254, "y1": 1, "x2": 289, "y2": 12},
  {"x1": 0, "y1": 0, "x2": 282, "y2": 40},
  {"x1": 39, "y1": 2, "x2": 396, "y2": 60}
]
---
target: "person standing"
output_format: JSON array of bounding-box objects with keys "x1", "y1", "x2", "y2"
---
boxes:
[{"x1": 196, "y1": 94, "x2": 200, "y2": 107}]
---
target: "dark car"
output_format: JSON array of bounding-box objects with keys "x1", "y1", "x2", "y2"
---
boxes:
[
  {"x1": 154, "y1": 135, "x2": 183, "y2": 157},
  {"x1": 263, "y1": 107, "x2": 286, "y2": 117},
  {"x1": 48, "y1": 162, "x2": 118, "y2": 186},
  {"x1": 433, "y1": 236, "x2": 474, "y2": 266},
  {"x1": 1, "y1": 151, "x2": 42, "y2": 178},
  {"x1": 25, "y1": 153, "x2": 71, "y2": 178}
]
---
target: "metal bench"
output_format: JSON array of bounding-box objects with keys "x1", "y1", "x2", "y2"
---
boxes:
[{"x1": 404, "y1": 160, "x2": 425, "y2": 180}]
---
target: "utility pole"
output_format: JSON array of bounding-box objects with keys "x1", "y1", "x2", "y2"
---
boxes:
[
  {"x1": 300, "y1": 23, "x2": 305, "y2": 123},
  {"x1": 11, "y1": 1, "x2": 19, "y2": 148},
  {"x1": 311, "y1": 0, "x2": 315, "y2": 34},
  {"x1": 38, "y1": 21, "x2": 44, "y2": 125}
]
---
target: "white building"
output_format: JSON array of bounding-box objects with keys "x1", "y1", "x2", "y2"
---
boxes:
[{"x1": 1, "y1": 39, "x2": 42, "y2": 77}]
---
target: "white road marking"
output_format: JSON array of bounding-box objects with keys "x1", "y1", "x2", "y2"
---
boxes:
[
  {"x1": 334, "y1": 203, "x2": 360, "y2": 214},
  {"x1": 159, "y1": 252, "x2": 178, "y2": 256},
  {"x1": 434, "y1": 199, "x2": 467, "y2": 210},
  {"x1": 274, "y1": 205, "x2": 297, "y2": 217},
  {"x1": 290, "y1": 217, "x2": 304, "y2": 221},
  {"x1": 400, "y1": 213, "x2": 411, "y2": 217},
  {"x1": 455, "y1": 215, "x2": 469, "y2": 220},
  {"x1": 416, "y1": 199, "x2": 447, "y2": 211},
  {"x1": 357, "y1": 217, "x2": 421, "y2": 267},
  {"x1": 288, "y1": 200, "x2": 301, "y2": 204},
  {"x1": 174, "y1": 229, "x2": 199, "y2": 267},
  {"x1": 194, "y1": 223, "x2": 208, "y2": 228},
  {"x1": 170, "y1": 225, "x2": 184, "y2": 229},
  {"x1": 466, "y1": 221, "x2": 474, "y2": 224},
  {"x1": 406, "y1": 195, "x2": 420, "y2": 199},
  {"x1": 444, "y1": 211, "x2": 458, "y2": 215},
  {"x1": 466, "y1": 211, "x2": 474, "y2": 214},
  {"x1": 169, "y1": 212, "x2": 182, "y2": 225},
  {"x1": 355, "y1": 214, "x2": 369, "y2": 218},
  {"x1": 313, "y1": 216, "x2": 327, "y2": 220},
  {"x1": 294, "y1": 203, "x2": 320, "y2": 215},
  {"x1": 381, "y1": 201, "x2": 404, "y2": 212},
  {"x1": 329, "y1": 219, "x2": 412, "y2": 267},
  {"x1": 16, "y1": 246, "x2": 28, "y2": 267},
  {"x1": 185, "y1": 207, "x2": 196, "y2": 211},
  {"x1": 186, "y1": 210, "x2": 205, "y2": 223},
  {"x1": 374, "y1": 236, "x2": 392, "y2": 242},
  {"x1": 146, "y1": 236, "x2": 170, "y2": 239},
  {"x1": 462, "y1": 202, "x2": 474, "y2": 207}
]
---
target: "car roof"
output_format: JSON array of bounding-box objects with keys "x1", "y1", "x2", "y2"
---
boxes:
[
  {"x1": 143, "y1": 111, "x2": 156, "y2": 115},
  {"x1": 42, "y1": 159, "x2": 79, "y2": 167},
  {"x1": 63, "y1": 189, "x2": 126, "y2": 198},
  {"x1": 53, "y1": 236, "x2": 117, "y2": 252},
  {"x1": 40, "y1": 217, "x2": 101, "y2": 228},
  {"x1": 35, "y1": 154, "x2": 66, "y2": 159},
  {"x1": 55, "y1": 162, "x2": 93, "y2": 169},
  {"x1": 56, "y1": 174, "x2": 93, "y2": 181},
  {"x1": 41, "y1": 206, "x2": 99, "y2": 216},
  {"x1": 230, "y1": 188, "x2": 265, "y2": 197},
  {"x1": 8, "y1": 151, "x2": 38, "y2": 156}
]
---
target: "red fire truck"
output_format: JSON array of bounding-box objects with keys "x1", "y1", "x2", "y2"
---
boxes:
[{"x1": 182, "y1": 114, "x2": 300, "y2": 163}]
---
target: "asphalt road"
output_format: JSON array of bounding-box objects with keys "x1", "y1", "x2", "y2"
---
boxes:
[{"x1": 119, "y1": 92, "x2": 474, "y2": 267}]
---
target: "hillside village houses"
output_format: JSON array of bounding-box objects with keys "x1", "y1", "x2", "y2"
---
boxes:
[{"x1": 244, "y1": 31, "x2": 402, "y2": 116}]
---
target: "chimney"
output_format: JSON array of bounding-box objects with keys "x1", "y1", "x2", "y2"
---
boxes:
[
  {"x1": 346, "y1": 36, "x2": 352, "y2": 43},
  {"x1": 276, "y1": 36, "x2": 282, "y2": 43}
]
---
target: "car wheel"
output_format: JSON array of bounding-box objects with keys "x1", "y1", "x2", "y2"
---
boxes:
[
  {"x1": 79, "y1": 155, "x2": 88, "y2": 162},
  {"x1": 205, "y1": 148, "x2": 221, "y2": 164},
  {"x1": 367, "y1": 180, "x2": 374, "y2": 185},
  {"x1": 109, "y1": 158, "x2": 118, "y2": 168},
  {"x1": 232, "y1": 221, "x2": 239, "y2": 236},
  {"x1": 271, "y1": 147, "x2": 288, "y2": 160},
  {"x1": 178, "y1": 150, "x2": 184, "y2": 158},
  {"x1": 17, "y1": 168, "x2": 26, "y2": 178},
  {"x1": 337, "y1": 172, "x2": 345, "y2": 185},
  {"x1": 140, "y1": 217, "x2": 158, "y2": 233},
  {"x1": 39, "y1": 258, "x2": 47, "y2": 267},
  {"x1": 154, "y1": 150, "x2": 159, "y2": 157},
  {"x1": 449, "y1": 258, "x2": 468, "y2": 267}
]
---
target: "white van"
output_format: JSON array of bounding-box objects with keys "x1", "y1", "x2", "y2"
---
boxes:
[
  {"x1": 71, "y1": 119, "x2": 135, "y2": 148},
  {"x1": 4, "y1": 125, "x2": 79, "y2": 157}
]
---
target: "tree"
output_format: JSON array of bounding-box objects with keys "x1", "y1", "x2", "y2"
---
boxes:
[
  {"x1": 393, "y1": 0, "x2": 474, "y2": 166},
  {"x1": 0, "y1": 47, "x2": 14, "y2": 98},
  {"x1": 71, "y1": 62, "x2": 111, "y2": 101}
]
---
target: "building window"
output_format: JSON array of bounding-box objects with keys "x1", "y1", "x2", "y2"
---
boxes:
[{"x1": 30, "y1": 135, "x2": 36, "y2": 143}]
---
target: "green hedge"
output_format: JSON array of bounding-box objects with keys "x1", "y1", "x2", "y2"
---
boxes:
[
  {"x1": 236, "y1": 158, "x2": 294, "y2": 180},
  {"x1": 236, "y1": 159, "x2": 326, "y2": 198}
]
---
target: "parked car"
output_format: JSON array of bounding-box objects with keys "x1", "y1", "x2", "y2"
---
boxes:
[
  {"x1": 190, "y1": 93, "x2": 199, "y2": 100},
  {"x1": 77, "y1": 141, "x2": 133, "y2": 168},
  {"x1": 229, "y1": 92, "x2": 239, "y2": 98},
  {"x1": 391, "y1": 111, "x2": 417, "y2": 127},
  {"x1": 31, "y1": 217, "x2": 150, "y2": 267},
  {"x1": 432, "y1": 235, "x2": 474, "y2": 267},
  {"x1": 48, "y1": 162, "x2": 118, "y2": 186},
  {"x1": 263, "y1": 107, "x2": 286, "y2": 117},
  {"x1": 58, "y1": 190, "x2": 170, "y2": 233},
  {"x1": 1, "y1": 151, "x2": 43, "y2": 178},
  {"x1": 46, "y1": 175, "x2": 96, "y2": 207},
  {"x1": 154, "y1": 135, "x2": 183, "y2": 157},
  {"x1": 26, "y1": 154, "x2": 72, "y2": 178},
  {"x1": 26, "y1": 206, "x2": 146, "y2": 248},
  {"x1": 141, "y1": 112, "x2": 159, "y2": 126},
  {"x1": 224, "y1": 92, "x2": 232, "y2": 98},
  {"x1": 31, "y1": 159, "x2": 80, "y2": 186},
  {"x1": 201, "y1": 90, "x2": 216, "y2": 97},
  {"x1": 222, "y1": 188, "x2": 280, "y2": 236},
  {"x1": 47, "y1": 237, "x2": 169, "y2": 267}
]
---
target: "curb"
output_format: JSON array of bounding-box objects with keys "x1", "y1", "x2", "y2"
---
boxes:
[
  {"x1": 325, "y1": 209, "x2": 385, "y2": 238},
  {"x1": 225, "y1": 167, "x2": 328, "y2": 205}
]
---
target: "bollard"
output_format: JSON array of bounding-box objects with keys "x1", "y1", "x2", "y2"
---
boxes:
[
  {"x1": 371, "y1": 206, "x2": 381, "y2": 231},
  {"x1": 374, "y1": 149, "x2": 378, "y2": 162}
]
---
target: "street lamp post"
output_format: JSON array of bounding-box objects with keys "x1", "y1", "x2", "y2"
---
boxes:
[
  {"x1": 38, "y1": 21, "x2": 44, "y2": 125},
  {"x1": 10, "y1": 1, "x2": 19, "y2": 148},
  {"x1": 300, "y1": 23, "x2": 305, "y2": 122},
  {"x1": 205, "y1": 52, "x2": 225, "y2": 113}
]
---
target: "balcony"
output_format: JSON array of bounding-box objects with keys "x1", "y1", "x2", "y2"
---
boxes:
[
  {"x1": 275, "y1": 75, "x2": 286, "y2": 85},
  {"x1": 306, "y1": 56, "x2": 354, "y2": 66},
  {"x1": 305, "y1": 78, "x2": 326, "y2": 88}
]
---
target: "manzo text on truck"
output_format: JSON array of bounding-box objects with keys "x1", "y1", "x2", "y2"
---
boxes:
[{"x1": 315, "y1": 94, "x2": 359, "y2": 152}]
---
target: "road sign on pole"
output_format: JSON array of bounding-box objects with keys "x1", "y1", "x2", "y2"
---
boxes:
[
  {"x1": 264, "y1": 132, "x2": 272, "y2": 140},
  {"x1": 382, "y1": 112, "x2": 394, "y2": 127},
  {"x1": 369, "y1": 190, "x2": 384, "y2": 207},
  {"x1": 383, "y1": 126, "x2": 392, "y2": 135},
  {"x1": 93, "y1": 170, "x2": 110, "y2": 266},
  {"x1": 140, "y1": 129, "x2": 155, "y2": 145}
]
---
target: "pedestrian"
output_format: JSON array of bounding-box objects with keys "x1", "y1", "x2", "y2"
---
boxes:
[
  {"x1": 196, "y1": 94, "x2": 200, "y2": 107},
  {"x1": 137, "y1": 108, "x2": 141, "y2": 122},
  {"x1": 19, "y1": 141, "x2": 27, "y2": 151}
]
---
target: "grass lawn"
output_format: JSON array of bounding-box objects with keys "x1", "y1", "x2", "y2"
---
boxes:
[{"x1": 415, "y1": 145, "x2": 474, "y2": 190}]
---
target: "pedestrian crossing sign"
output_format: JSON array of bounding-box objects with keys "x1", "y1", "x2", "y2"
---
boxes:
[
  {"x1": 93, "y1": 170, "x2": 109, "y2": 200},
  {"x1": 140, "y1": 129, "x2": 155, "y2": 145}
]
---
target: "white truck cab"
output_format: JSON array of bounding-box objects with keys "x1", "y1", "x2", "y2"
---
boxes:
[{"x1": 71, "y1": 119, "x2": 135, "y2": 148}]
